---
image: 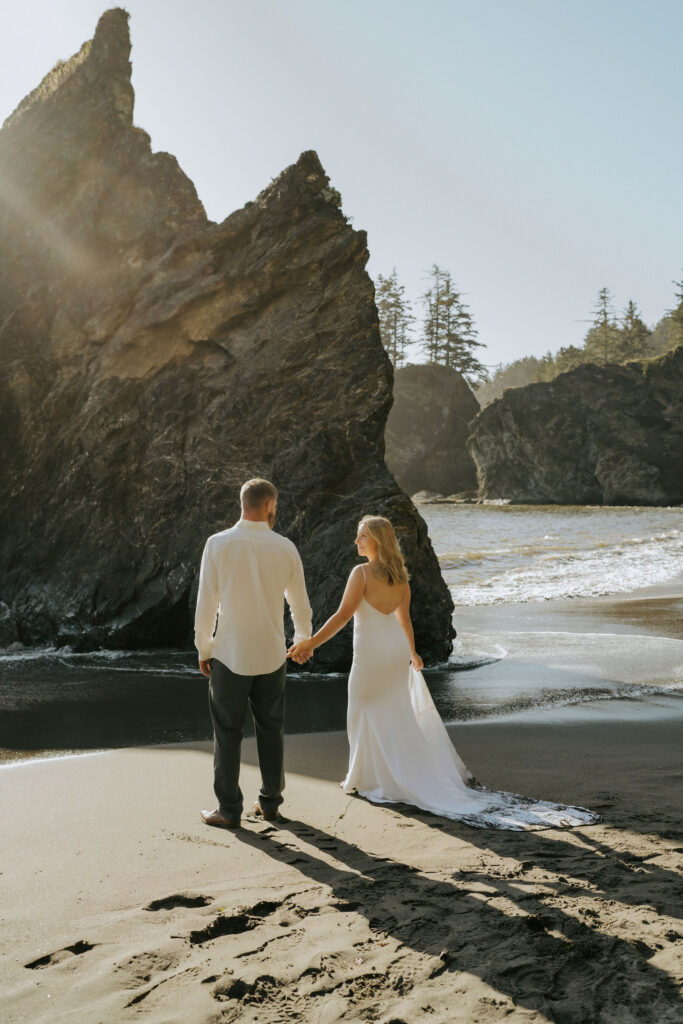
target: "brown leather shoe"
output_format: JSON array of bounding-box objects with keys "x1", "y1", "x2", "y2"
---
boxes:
[
  {"x1": 201, "y1": 808, "x2": 241, "y2": 829},
  {"x1": 252, "y1": 801, "x2": 285, "y2": 823}
]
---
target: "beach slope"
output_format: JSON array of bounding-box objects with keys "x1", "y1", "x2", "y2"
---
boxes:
[{"x1": 1, "y1": 718, "x2": 681, "y2": 1024}]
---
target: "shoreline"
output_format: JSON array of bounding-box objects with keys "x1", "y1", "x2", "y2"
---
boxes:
[
  {"x1": 1, "y1": 575, "x2": 681, "y2": 769},
  {"x1": 2, "y1": 571, "x2": 680, "y2": 659},
  {"x1": 453, "y1": 573, "x2": 683, "y2": 641}
]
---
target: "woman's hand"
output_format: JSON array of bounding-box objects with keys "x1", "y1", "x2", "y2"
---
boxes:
[
  {"x1": 288, "y1": 638, "x2": 315, "y2": 664},
  {"x1": 410, "y1": 651, "x2": 424, "y2": 671}
]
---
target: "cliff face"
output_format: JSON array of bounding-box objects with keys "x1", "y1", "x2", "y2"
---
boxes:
[
  {"x1": 385, "y1": 364, "x2": 480, "y2": 496},
  {"x1": 467, "y1": 348, "x2": 683, "y2": 506},
  {"x1": 0, "y1": 9, "x2": 454, "y2": 667}
]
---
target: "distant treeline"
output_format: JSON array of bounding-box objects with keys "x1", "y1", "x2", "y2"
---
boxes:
[
  {"x1": 375, "y1": 267, "x2": 683, "y2": 407},
  {"x1": 475, "y1": 280, "x2": 683, "y2": 407}
]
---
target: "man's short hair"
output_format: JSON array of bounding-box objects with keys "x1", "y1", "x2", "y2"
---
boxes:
[{"x1": 240, "y1": 478, "x2": 278, "y2": 508}]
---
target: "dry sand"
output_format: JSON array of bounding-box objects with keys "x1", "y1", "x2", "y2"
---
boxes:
[
  {"x1": 1, "y1": 718, "x2": 681, "y2": 1024},
  {"x1": 1, "y1": 580, "x2": 682, "y2": 1023}
]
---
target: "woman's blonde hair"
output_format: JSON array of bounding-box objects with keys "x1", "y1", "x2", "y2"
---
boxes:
[{"x1": 359, "y1": 515, "x2": 410, "y2": 585}]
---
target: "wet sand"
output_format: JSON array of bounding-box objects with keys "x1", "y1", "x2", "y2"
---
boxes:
[
  {"x1": 454, "y1": 575, "x2": 683, "y2": 641},
  {"x1": 1, "y1": 578, "x2": 682, "y2": 1023}
]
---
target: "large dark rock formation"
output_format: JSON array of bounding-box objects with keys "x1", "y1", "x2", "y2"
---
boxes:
[
  {"x1": 385, "y1": 364, "x2": 480, "y2": 496},
  {"x1": 0, "y1": 9, "x2": 454, "y2": 667},
  {"x1": 467, "y1": 348, "x2": 683, "y2": 505}
]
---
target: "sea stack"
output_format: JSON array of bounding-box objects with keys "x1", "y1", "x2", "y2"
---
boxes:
[
  {"x1": 0, "y1": 8, "x2": 454, "y2": 667},
  {"x1": 467, "y1": 348, "x2": 683, "y2": 506},
  {"x1": 385, "y1": 363, "x2": 480, "y2": 497}
]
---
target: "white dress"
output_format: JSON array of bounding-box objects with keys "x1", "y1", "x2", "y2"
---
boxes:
[{"x1": 341, "y1": 589, "x2": 600, "y2": 830}]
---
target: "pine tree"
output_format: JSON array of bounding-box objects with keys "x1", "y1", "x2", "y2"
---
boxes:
[
  {"x1": 667, "y1": 274, "x2": 683, "y2": 350},
  {"x1": 474, "y1": 355, "x2": 543, "y2": 406},
  {"x1": 617, "y1": 299, "x2": 651, "y2": 360},
  {"x1": 419, "y1": 264, "x2": 487, "y2": 383},
  {"x1": 419, "y1": 264, "x2": 447, "y2": 364},
  {"x1": 553, "y1": 344, "x2": 587, "y2": 375},
  {"x1": 532, "y1": 351, "x2": 557, "y2": 382},
  {"x1": 532, "y1": 345, "x2": 587, "y2": 383},
  {"x1": 648, "y1": 315, "x2": 674, "y2": 355},
  {"x1": 583, "y1": 287, "x2": 622, "y2": 364},
  {"x1": 375, "y1": 268, "x2": 414, "y2": 368}
]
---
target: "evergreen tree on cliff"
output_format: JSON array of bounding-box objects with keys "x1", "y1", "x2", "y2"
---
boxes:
[
  {"x1": 375, "y1": 268, "x2": 414, "y2": 368},
  {"x1": 534, "y1": 294, "x2": 650, "y2": 381},
  {"x1": 475, "y1": 276, "x2": 681, "y2": 406},
  {"x1": 583, "y1": 287, "x2": 622, "y2": 363},
  {"x1": 667, "y1": 274, "x2": 683, "y2": 350},
  {"x1": 474, "y1": 355, "x2": 542, "y2": 405},
  {"x1": 648, "y1": 314, "x2": 674, "y2": 355},
  {"x1": 419, "y1": 264, "x2": 486, "y2": 384},
  {"x1": 533, "y1": 344, "x2": 586, "y2": 381},
  {"x1": 618, "y1": 299, "x2": 652, "y2": 360}
]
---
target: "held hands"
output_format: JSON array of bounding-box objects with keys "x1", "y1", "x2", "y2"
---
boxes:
[
  {"x1": 287, "y1": 639, "x2": 315, "y2": 665},
  {"x1": 410, "y1": 651, "x2": 424, "y2": 671}
]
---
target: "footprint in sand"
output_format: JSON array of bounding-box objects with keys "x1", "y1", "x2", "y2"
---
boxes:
[
  {"x1": 145, "y1": 893, "x2": 213, "y2": 911},
  {"x1": 24, "y1": 940, "x2": 95, "y2": 969},
  {"x1": 115, "y1": 950, "x2": 180, "y2": 989},
  {"x1": 189, "y1": 898, "x2": 284, "y2": 944}
]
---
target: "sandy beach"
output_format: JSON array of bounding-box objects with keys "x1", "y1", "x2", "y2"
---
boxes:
[{"x1": 1, "y1": 581, "x2": 682, "y2": 1023}]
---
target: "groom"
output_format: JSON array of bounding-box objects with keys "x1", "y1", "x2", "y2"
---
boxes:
[{"x1": 194, "y1": 478, "x2": 313, "y2": 829}]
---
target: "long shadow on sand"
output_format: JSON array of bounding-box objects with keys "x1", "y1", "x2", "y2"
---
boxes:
[
  {"x1": 232, "y1": 814, "x2": 682, "y2": 1024},
  {"x1": 385, "y1": 801, "x2": 683, "y2": 922}
]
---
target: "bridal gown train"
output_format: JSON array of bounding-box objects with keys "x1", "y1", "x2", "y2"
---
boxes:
[{"x1": 341, "y1": 595, "x2": 600, "y2": 830}]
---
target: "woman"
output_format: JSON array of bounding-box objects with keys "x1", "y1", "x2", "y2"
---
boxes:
[{"x1": 288, "y1": 515, "x2": 599, "y2": 830}]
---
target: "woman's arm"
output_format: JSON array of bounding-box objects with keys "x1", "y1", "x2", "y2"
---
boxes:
[
  {"x1": 288, "y1": 566, "x2": 365, "y2": 661},
  {"x1": 395, "y1": 585, "x2": 424, "y2": 670}
]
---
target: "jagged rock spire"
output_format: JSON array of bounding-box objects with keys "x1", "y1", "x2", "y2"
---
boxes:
[{"x1": 0, "y1": 9, "x2": 454, "y2": 666}]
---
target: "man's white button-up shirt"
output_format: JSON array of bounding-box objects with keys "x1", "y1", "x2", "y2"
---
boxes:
[{"x1": 194, "y1": 518, "x2": 313, "y2": 675}]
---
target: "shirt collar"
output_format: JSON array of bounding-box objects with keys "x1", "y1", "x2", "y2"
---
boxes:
[{"x1": 237, "y1": 518, "x2": 270, "y2": 530}]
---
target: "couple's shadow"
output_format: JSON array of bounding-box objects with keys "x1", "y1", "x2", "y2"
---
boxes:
[{"x1": 230, "y1": 804, "x2": 681, "y2": 1021}]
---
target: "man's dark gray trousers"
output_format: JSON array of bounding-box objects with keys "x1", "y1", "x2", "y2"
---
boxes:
[{"x1": 208, "y1": 658, "x2": 286, "y2": 818}]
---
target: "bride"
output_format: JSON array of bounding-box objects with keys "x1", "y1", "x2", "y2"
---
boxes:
[{"x1": 288, "y1": 515, "x2": 599, "y2": 830}]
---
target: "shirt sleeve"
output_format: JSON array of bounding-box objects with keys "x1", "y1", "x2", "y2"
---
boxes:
[
  {"x1": 285, "y1": 546, "x2": 313, "y2": 643},
  {"x1": 194, "y1": 538, "x2": 219, "y2": 661}
]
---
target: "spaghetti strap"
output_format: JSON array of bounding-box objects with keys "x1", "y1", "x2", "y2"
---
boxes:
[{"x1": 360, "y1": 565, "x2": 367, "y2": 591}]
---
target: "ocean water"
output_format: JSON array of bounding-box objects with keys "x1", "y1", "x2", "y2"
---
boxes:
[
  {"x1": 1, "y1": 505, "x2": 681, "y2": 763},
  {"x1": 422, "y1": 503, "x2": 682, "y2": 607},
  {"x1": 421, "y1": 502, "x2": 683, "y2": 722}
]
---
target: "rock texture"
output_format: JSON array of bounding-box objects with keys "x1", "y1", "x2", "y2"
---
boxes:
[
  {"x1": 0, "y1": 9, "x2": 454, "y2": 667},
  {"x1": 468, "y1": 348, "x2": 683, "y2": 505},
  {"x1": 385, "y1": 364, "x2": 480, "y2": 496}
]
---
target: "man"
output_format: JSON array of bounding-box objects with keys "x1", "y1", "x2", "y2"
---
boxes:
[{"x1": 195, "y1": 478, "x2": 313, "y2": 829}]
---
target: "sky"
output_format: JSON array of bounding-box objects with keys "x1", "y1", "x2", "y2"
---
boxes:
[{"x1": 1, "y1": 0, "x2": 682, "y2": 367}]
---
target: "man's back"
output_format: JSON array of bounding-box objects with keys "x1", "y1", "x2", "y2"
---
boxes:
[{"x1": 194, "y1": 519, "x2": 312, "y2": 675}]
